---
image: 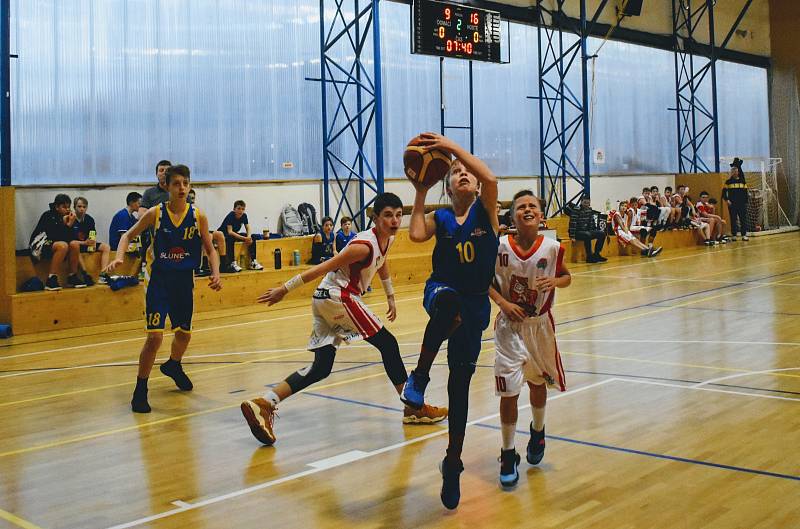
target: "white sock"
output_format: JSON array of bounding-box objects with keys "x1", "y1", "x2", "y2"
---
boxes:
[
  {"x1": 501, "y1": 423, "x2": 516, "y2": 450},
  {"x1": 263, "y1": 390, "x2": 281, "y2": 408},
  {"x1": 532, "y1": 407, "x2": 546, "y2": 432}
]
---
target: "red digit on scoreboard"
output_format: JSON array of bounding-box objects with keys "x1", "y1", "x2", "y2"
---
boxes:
[
  {"x1": 471, "y1": 12, "x2": 479, "y2": 25},
  {"x1": 444, "y1": 8, "x2": 451, "y2": 20},
  {"x1": 446, "y1": 39, "x2": 453, "y2": 52}
]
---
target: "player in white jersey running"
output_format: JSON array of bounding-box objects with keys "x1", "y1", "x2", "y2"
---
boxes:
[
  {"x1": 240, "y1": 193, "x2": 447, "y2": 446},
  {"x1": 489, "y1": 189, "x2": 572, "y2": 487}
]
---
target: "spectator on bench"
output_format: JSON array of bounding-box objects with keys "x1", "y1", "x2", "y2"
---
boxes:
[
  {"x1": 309, "y1": 216, "x2": 336, "y2": 264},
  {"x1": 649, "y1": 186, "x2": 672, "y2": 228},
  {"x1": 684, "y1": 194, "x2": 715, "y2": 245},
  {"x1": 217, "y1": 200, "x2": 264, "y2": 273},
  {"x1": 110, "y1": 192, "x2": 142, "y2": 251},
  {"x1": 565, "y1": 195, "x2": 607, "y2": 263},
  {"x1": 30, "y1": 193, "x2": 85, "y2": 290},
  {"x1": 72, "y1": 196, "x2": 112, "y2": 284},
  {"x1": 696, "y1": 191, "x2": 728, "y2": 244},
  {"x1": 610, "y1": 200, "x2": 662, "y2": 257},
  {"x1": 663, "y1": 186, "x2": 682, "y2": 228},
  {"x1": 335, "y1": 216, "x2": 356, "y2": 252},
  {"x1": 138, "y1": 160, "x2": 172, "y2": 278}
]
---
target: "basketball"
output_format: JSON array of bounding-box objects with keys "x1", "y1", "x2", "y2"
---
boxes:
[{"x1": 403, "y1": 137, "x2": 451, "y2": 188}]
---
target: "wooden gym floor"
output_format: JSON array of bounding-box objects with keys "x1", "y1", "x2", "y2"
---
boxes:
[{"x1": 1, "y1": 233, "x2": 799, "y2": 529}]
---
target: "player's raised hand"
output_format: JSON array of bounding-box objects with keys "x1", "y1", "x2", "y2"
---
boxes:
[
  {"x1": 500, "y1": 300, "x2": 527, "y2": 322},
  {"x1": 103, "y1": 258, "x2": 124, "y2": 275},
  {"x1": 416, "y1": 132, "x2": 459, "y2": 154},
  {"x1": 258, "y1": 286, "x2": 287, "y2": 305},
  {"x1": 208, "y1": 273, "x2": 222, "y2": 291},
  {"x1": 386, "y1": 295, "x2": 397, "y2": 322}
]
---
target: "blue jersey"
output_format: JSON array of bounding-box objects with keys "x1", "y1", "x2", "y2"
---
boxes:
[
  {"x1": 147, "y1": 202, "x2": 202, "y2": 272},
  {"x1": 429, "y1": 200, "x2": 498, "y2": 295}
]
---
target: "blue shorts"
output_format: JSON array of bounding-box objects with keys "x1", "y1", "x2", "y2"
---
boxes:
[
  {"x1": 423, "y1": 280, "x2": 490, "y2": 373},
  {"x1": 145, "y1": 269, "x2": 194, "y2": 333}
]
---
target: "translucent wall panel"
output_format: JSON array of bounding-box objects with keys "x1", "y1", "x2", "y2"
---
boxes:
[
  {"x1": 11, "y1": 0, "x2": 324, "y2": 184},
  {"x1": 9, "y1": 0, "x2": 771, "y2": 185}
]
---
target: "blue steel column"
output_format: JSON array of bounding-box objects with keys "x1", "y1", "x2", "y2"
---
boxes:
[
  {"x1": 707, "y1": 0, "x2": 720, "y2": 173},
  {"x1": 0, "y1": 0, "x2": 10, "y2": 186},
  {"x1": 579, "y1": 0, "x2": 590, "y2": 195},
  {"x1": 318, "y1": 0, "x2": 384, "y2": 229}
]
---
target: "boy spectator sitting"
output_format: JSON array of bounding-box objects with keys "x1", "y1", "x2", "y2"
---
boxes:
[
  {"x1": 610, "y1": 201, "x2": 662, "y2": 257},
  {"x1": 649, "y1": 186, "x2": 672, "y2": 227},
  {"x1": 110, "y1": 192, "x2": 142, "y2": 252},
  {"x1": 335, "y1": 216, "x2": 357, "y2": 252},
  {"x1": 684, "y1": 194, "x2": 714, "y2": 245},
  {"x1": 663, "y1": 186, "x2": 682, "y2": 228},
  {"x1": 696, "y1": 191, "x2": 728, "y2": 244},
  {"x1": 29, "y1": 193, "x2": 85, "y2": 290},
  {"x1": 564, "y1": 195, "x2": 607, "y2": 263},
  {"x1": 216, "y1": 200, "x2": 264, "y2": 273},
  {"x1": 309, "y1": 216, "x2": 336, "y2": 264},
  {"x1": 72, "y1": 196, "x2": 112, "y2": 284}
]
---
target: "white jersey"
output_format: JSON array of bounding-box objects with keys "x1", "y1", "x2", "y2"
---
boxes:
[
  {"x1": 317, "y1": 228, "x2": 393, "y2": 295},
  {"x1": 494, "y1": 234, "x2": 564, "y2": 317}
]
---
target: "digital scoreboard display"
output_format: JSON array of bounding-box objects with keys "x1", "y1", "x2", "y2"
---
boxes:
[{"x1": 413, "y1": 0, "x2": 502, "y2": 63}]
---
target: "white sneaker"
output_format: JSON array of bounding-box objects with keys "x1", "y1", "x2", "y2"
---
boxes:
[
  {"x1": 742, "y1": 235, "x2": 750, "y2": 241},
  {"x1": 729, "y1": 236, "x2": 737, "y2": 241},
  {"x1": 230, "y1": 262, "x2": 243, "y2": 273},
  {"x1": 250, "y1": 259, "x2": 264, "y2": 271}
]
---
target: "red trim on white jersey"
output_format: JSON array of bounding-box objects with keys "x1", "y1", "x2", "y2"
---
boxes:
[
  {"x1": 508, "y1": 234, "x2": 544, "y2": 261},
  {"x1": 341, "y1": 289, "x2": 380, "y2": 337},
  {"x1": 547, "y1": 311, "x2": 566, "y2": 391},
  {"x1": 345, "y1": 240, "x2": 373, "y2": 295}
]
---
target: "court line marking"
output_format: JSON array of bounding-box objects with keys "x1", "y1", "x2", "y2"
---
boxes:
[
  {"x1": 101, "y1": 378, "x2": 615, "y2": 529},
  {"x1": 559, "y1": 338, "x2": 800, "y2": 347},
  {"x1": 0, "y1": 294, "x2": 425, "y2": 362},
  {"x1": 584, "y1": 273, "x2": 800, "y2": 287},
  {"x1": 0, "y1": 342, "x2": 496, "y2": 458},
  {"x1": 2, "y1": 237, "x2": 792, "y2": 363},
  {"x1": 615, "y1": 378, "x2": 800, "y2": 402},
  {"x1": 0, "y1": 508, "x2": 45, "y2": 529},
  {"x1": 695, "y1": 367, "x2": 800, "y2": 388},
  {"x1": 472, "y1": 424, "x2": 800, "y2": 482}
]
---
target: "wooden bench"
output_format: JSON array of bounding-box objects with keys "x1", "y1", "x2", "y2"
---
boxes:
[{"x1": 14, "y1": 252, "x2": 140, "y2": 291}]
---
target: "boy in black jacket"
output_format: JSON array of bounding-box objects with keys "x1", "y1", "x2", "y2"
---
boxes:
[
  {"x1": 29, "y1": 193, "x2": 85, "y2": 290},
  {"x1": 564, "y1": 196, "x2": 606, "y2": 263}
]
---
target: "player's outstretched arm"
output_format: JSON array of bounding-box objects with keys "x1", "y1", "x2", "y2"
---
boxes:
[
  {"x1": 377, "y1": 261, "x2": 397, "y2": 322},
  {"x1": 198, "y1": 212, "x2": 222, "y2": 291},
  {"x1": 104, "y1": 207, "x2": 156, "y2": 274},
  {"x1": 257, "y1": 243, "x2": 371, "y2": 305},
  {"x1": 416, "y1": 132, "x2": 499, "y2": 233}
]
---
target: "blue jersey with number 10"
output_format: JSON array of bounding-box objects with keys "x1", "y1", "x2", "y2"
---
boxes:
[{"x1": 428, "y1": 200, "x2": 498, "y2": 295}]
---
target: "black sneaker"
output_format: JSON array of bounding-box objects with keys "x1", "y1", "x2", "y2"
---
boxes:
[
  {"x1": 82, "y1": 272, "x2": 95, "y2": 287},
  {"x1": 499, "y1": 448, "x2": 521, "y2": 487},
  {"x1": 586, "y1": 254, "x2": 600, "y2": 263},
  {"x1": 649, "y1": 246, "x2": 663, "y2": 257},
  {"x1": 44, "y1": 275, "x2": 62, "y2": 291},
  {"x1": 595, "y1": 254, "x2": 608, "y2": 262},
  {"x1": 131, "y1": 388, "x2": 151, "y2": 413},
  {"x1": 160, "y1": 359, "x2": 193, "y2": 391},
  {"x1": 527, "y1": 423, "x2": 546, "y2": 465},
  {"x1": 67, "y1": 274, "x2": 87, "y2": 289},
  {"x1": 439, "y1": 457, "x2": 464, "y2": 510}
]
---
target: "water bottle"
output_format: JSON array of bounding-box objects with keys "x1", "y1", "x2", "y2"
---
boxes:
[
  {"x1": 87, "y1": 230, "x2": 97, "y2": 252},
  {"x1": 293, "y1": 249, "x2": 301, "y2": 266},
  {"x1": 604, "y1": 199, "x2": 611, "y2": 212},
  {"x1": 273, "y1": 248, "x2": 282, "y2": 270}
]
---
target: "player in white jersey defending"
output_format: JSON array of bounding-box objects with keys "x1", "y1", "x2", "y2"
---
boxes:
[
  {"x1": 240, "y1": 193, "x2": 447, "y2": 446},
  {"x1": 489, "y1": 189, "x2": 572, "y2": 487}
]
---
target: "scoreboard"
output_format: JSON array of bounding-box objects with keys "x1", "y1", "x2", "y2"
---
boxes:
[{"x1": 412, "y1": 0, "x2": 502, "y2": 63}]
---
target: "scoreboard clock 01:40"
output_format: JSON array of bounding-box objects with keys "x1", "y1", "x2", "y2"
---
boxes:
[{"x1": 412, "y1": 0, "x2": 502, "y2": 63}]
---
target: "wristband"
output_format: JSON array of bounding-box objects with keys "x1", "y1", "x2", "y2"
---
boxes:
[
  {"x1": 381, "y1": 278, "x2": 395, "y2": 297},
  {"x1": 284, "y1": 274, "x2": 304, "y2": 292}
]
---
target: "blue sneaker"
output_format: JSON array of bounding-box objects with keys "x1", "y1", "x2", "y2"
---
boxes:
[
  {"x1": 527, "y1": 423, "x2": 545, "y2": 465},
  {"x1": 439, "y1": 457, "x2": 463, "y2": 510},
  {"x1": 401, "y1": 370, "x2": 429, "y2": 410},
  {"x1": 499, "y1": 449, "x2": 520, "y2": 487}
]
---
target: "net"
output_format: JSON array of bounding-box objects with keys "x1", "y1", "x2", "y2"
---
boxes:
[{"x1": 720, "y1": 157, "x2": 795, "y2": 234}]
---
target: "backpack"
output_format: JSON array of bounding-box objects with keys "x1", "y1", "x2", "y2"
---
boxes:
[
  {"x1": 297, "y1": 202, "x2": 320, "y2": 236},
  {"x1": 29, "y1": 232, "x2": 48, "y2": 262},
  {"x1": 279, "y1": 204, "x2": 305, "y2": 237}
]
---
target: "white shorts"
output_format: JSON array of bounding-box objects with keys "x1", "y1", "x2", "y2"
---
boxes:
[
  {"x1": 307, "y1": 287, "x2": 383, "y2": 350},
  {"x1": 494, "y1": 312, "x2": 566, "y2": 397},
  {"x1": 615, "y1": 228, "x2": 636, "y2": 246},
  {"x1": 658, "y1": 207, "x2": 671, "y2": 223}
]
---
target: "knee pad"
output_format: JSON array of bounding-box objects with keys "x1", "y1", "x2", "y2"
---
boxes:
[
  {"x1": 285, "y1": 345, "x2": 336, "y2": 393},
  {"x1": 366, "y1": 328, "x2": 407, "y2": 387}
]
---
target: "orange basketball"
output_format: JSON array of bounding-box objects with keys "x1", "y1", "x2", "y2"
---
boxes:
[{"x1": 403, "y1": 137, "x2": 451, "y2": 188}]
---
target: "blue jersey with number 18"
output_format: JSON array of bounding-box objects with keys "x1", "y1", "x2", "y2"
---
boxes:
[
  {"x1": 147, "y1": 202, "x2": 202, "y2": 272},
  {"x1": 428, "y1": 200, "x2": 498, "y2": 295}
]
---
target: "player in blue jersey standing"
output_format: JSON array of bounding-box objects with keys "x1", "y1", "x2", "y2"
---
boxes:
[
  {"x1": 106, "y1": 164, "x2": 222, "y2": 413},
  {"x1": 404, "y1": 132, "x2": 500, "y2": 509}
]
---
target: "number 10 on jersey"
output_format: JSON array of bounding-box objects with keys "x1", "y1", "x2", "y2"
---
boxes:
[{"x1": 456, "y1": 241, "x2": 475, "y2": 263}]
